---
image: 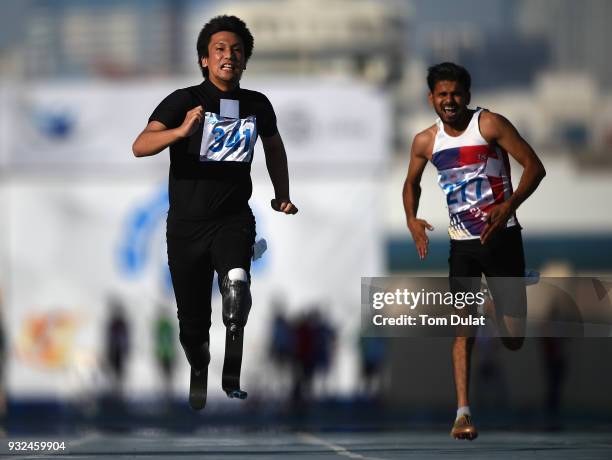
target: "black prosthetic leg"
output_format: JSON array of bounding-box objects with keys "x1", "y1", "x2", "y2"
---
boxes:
[{"x1": 221, "y1": 276, "x2": 251, "y2": 399}]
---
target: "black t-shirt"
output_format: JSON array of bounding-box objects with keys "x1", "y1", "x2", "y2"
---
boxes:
[{"x1": 149, "y1": 79, "x2": 277, "y2": 220}]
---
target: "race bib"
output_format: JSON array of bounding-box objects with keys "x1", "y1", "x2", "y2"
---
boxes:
[{"x1": 199, "y1": 112, "x2": 257, "y2": 162}]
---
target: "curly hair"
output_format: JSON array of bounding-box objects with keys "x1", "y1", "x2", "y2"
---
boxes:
[
  {"x1": 427, "y1": 62, "x2": 471, "y2": 93},
  {"x1": 196, "y1": 15, "x2": 254, "y2": 78}
]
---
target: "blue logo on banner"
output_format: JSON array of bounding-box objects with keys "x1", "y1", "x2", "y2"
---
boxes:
[
  {"x1": 118, "y1": 185, "x2": 172, "y2": 294},
  {"x1": 33, "y1": 108, "x2": 76, "y2": 140}
]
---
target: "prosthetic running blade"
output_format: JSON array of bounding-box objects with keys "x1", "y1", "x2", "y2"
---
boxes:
[{"x1": 222, "y1": 327, "x2": 248, "y2": 399}]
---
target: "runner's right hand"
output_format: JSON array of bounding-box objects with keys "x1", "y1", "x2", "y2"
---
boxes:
[
  {"x1": 177, "y1": 105, "x2": 204, "y2": 138},
  {"x1": 271, "y1": 198, "x2": 298, "y2": 215},
  {"x1": 407, "y1": 218, "x2": 434, "y2": 260}
]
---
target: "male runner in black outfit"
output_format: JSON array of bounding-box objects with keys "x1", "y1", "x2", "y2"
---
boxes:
[{"x1": 133, "y1": 15, "x2": 297, "y2": 409}]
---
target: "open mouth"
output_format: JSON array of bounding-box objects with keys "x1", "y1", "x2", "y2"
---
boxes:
[
  {"x1": 443, "y1": 106, "x2": 458, "y2": 116},
  {"x1": 221, "y1": 63, "x2": 236, "y2": 71}
]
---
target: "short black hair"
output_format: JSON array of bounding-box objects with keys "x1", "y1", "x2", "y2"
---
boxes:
[
  {"x1": 427, "y1": 62, "x2": 471, "y2": 93},
  {"x1": 196, "y1": 15, "x2": 254, "y2": 78}
]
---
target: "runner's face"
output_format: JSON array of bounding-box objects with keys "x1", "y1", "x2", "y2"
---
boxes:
[
  {"x1": 201, "y1": 31, "x2": 245, "y2": 89},
  {"x1": 429, "y1": 80, "x2": 470, "y2": 125}
]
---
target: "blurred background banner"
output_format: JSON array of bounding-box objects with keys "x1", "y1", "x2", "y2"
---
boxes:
[
  {"x1": 0, "y1": 81, "x2": 183, "y2": 170},
  {"x1": 0, "y1": 0, "x2": 611, "y2": 428},
  {"x1": 0, "y1": 77, "x2": 388, "y2": 399},
  {"x1": 0, "y1": 79, "x2": 388, "y2": 170}
]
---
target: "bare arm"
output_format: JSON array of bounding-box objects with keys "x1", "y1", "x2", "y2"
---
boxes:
[
  {"x1": 402, "y1": 130, "x2": 435, "y2": 259},
  {"x1": 261, "y1": 132, "x2": 298, "y2": 214},
  {"x1": 479, "y1": 111, "x2": 546, "y2": 243},
  {"x1": 132, "y1": 106, "x2": 203, "y2": 157}
]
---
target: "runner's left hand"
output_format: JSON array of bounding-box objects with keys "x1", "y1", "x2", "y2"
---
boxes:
[
  {"x1": 271, "y1": 199, "x2": 298, "y2": 215},
  {"x1": 480, "y1": 202, "x2": 513, "y2": 244}
]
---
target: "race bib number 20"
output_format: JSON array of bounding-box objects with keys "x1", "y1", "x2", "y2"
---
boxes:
[{"x1": 199, "y1": 112, "x2": 257, "y2": 162}]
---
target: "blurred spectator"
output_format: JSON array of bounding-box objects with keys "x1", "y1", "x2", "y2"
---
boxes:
[
  {"x1": 358, "y1": 334, "x2": 388, "y2": 401},
  {"x1": 535, "y1": 263, "x2": 577, "y2": 425},
  {"x1": 105, "y1": 297, "x2": 130, "y2": 398},
  {"x1": 154, "y1": 305, "x2": 176, "y2": 402},
  {"x1": 267, "y1": 297, "x2": 294, "y2": 399},
  {"x1": 291, "y1": 311, "x2": 316, "y2": 406},
  {"x1": 474, "y1": 335, "x2": 508, "y2": 410},
  {"x1": 269, "y1": 299, "x2": 294, "y2": 368},
  {"x1": 539, "y1": 337, "x2": 568, "y2": 423},
  {"x1": 311, "y1": 309, "x2": 336, "y2": 397},
  {"x1": 290, "y1": 308, "x2": 336, "y2": 406}
]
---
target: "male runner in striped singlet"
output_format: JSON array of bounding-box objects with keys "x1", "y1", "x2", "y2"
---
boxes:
[{"x1": 402, "y1": 63, "x2": 546, "y2": 440}]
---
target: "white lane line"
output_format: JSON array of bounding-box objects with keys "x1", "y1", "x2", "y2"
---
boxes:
[
  {"x1": 298, "y1": 432, "x2": 388, "y2": 460},
  {"x1": 70, "y1": 432, "x2": 102, "y2": 449}
]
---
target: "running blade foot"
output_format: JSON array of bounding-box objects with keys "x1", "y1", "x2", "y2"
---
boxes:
[
  {"x1": 224, "y1": 388, "x2": 248, "y2": 399},
  {"x1": 189, "y1": 367, "x2": 208, "y2": 410}
]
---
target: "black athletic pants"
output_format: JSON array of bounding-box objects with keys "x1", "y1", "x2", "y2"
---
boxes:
[{"x1": 166, "y1": 208, "x2": 256, "y2": 350}]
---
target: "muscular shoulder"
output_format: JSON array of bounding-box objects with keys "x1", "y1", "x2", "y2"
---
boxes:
[
  {"x1": 478, "y1": 110, "x2": 514, "y2": 142},
  {"x1": 412, "y1": 124, "x2": 437, "y2": 159}
]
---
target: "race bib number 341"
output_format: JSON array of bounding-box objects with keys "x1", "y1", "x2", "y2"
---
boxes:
[{"x1": 200, "y1": 112, "x2": 257, "y2": 162}]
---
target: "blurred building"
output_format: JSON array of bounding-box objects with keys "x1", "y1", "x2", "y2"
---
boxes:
[
  {"x1": 407, "y1": 0, "x2": 549, "y2": 89},
  {"x1": 517, "y1": 0, "x2": 612, "y2": 87},
  {"x1": 397, "y1": 0, "x2": 612, "y2": 154},
  {"x1": 514, "y1": 0, "x2": 612, "y2": 154},
  {"x1": 207, "y1": 0, "x2": 409, "y2": 86},
  {"x1": 2, "y1": 0, "x2": 409, "y2": 84},
  {"x1": 9, "y1": 0, "x2": 193, "y2": 79}
]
